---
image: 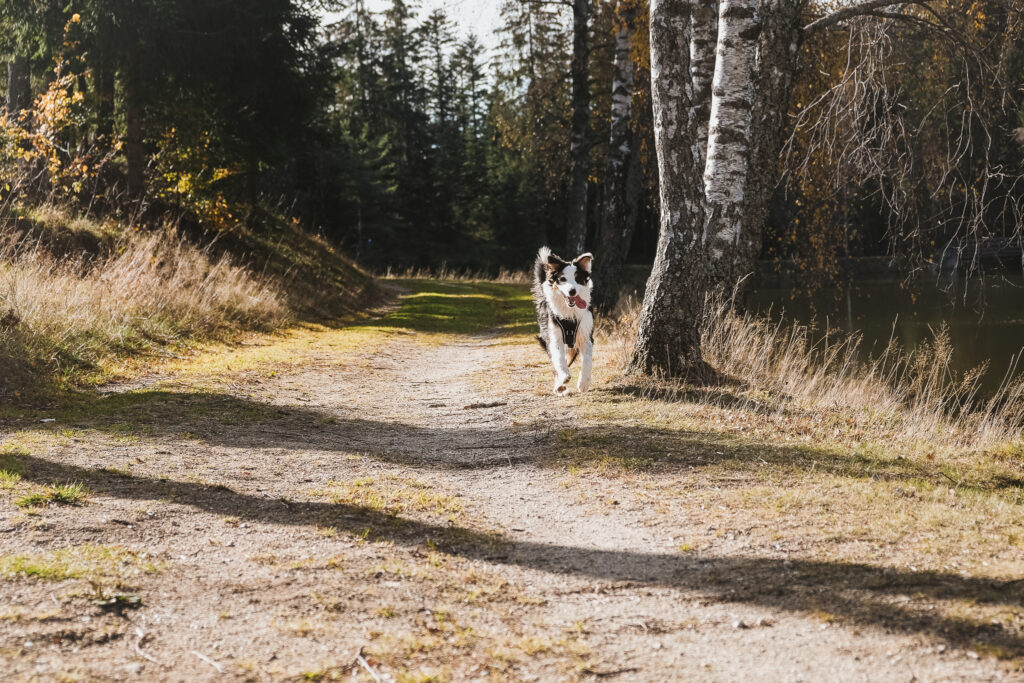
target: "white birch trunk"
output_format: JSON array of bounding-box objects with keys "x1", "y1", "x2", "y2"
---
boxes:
[
  {"x1": 628, "y1": 0, "x2": 711, "y2": 378},
  {"x1": 632, "y1": 0, "x2": 807, "y2": 376},
  {"x1": 702, "y1": 0, "x2": 759, "y2": 280},
  {"x1": 690, "y1": 1, "x2": 718, "y2": 172}
]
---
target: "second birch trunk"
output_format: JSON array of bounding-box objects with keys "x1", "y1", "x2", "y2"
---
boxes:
[
  {"x1": 565, "y1": 0, "x2": 591, "y2": 255},
  {"x1": 627, "y1": 0, "x2": 711, "y2": 378},
  {"x1": 594, "y1": 4, "x2": 638, "y2": 311},
  {"x1": 702, "y1": 0, "x2": 759, "y2": 289}
]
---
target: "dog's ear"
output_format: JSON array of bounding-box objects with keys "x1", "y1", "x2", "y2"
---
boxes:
[
  {"x1": 540, "y1": 247, "x2": 567, "y2": 273},
  {"x1": 573, "y1": 252, "x2": 593, "y2": 273},
  {"x1": 546, "y1": 249, "x2": 567, "y2": 264}
]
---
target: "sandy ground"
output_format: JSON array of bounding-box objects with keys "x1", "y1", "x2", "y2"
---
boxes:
[{"x1": 1, "y1": 297, "x2": 1021, "y2": 681}]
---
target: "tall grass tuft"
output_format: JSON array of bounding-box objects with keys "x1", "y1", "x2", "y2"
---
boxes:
[
  {"x1": 0, "y1": 227, "x2": 287, "y2": 390},
  {"x1": 605, "y1": 295, "x2": 1024, "y2": 453}
]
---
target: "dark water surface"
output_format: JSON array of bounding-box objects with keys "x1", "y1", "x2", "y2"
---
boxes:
[{"x1": 746, "y1": 275, "x2": 1024, "y2": 395}]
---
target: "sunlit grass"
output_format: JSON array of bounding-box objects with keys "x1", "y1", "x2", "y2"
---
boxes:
[
  {"x1": 13, "y1": 481, "x2": 88, "y2": 508},
  {"x1": 312, "y1": 473, "x2": 462, "y2": 521},
  {"x1": 155, "y1": 279, "x2": 534, "y2": 378},
  {"x1": 0, "y1": 219, "x2": 288, "y2": 394},
  {"x1": 600, "y1": 295, "x2": 1024, "y2": 456},
  {"x1": 0, "y1": 545, "x2": 160, "y2": 582},
  {"x1": 0, "y1": 205, "x2": 372, "y2": 398}
]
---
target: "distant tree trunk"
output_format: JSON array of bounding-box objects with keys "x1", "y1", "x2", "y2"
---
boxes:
[
  {"x1": 627, "y1": 0, "x2": 711, "y2": 378},
  {"x1": 690, "y1": 0, "x2": 718, "y2": 170},
  {"x1": 703, "y1": 0, "x2": 759, "y2": 285},
  {"x1": 565, "y1": 0, "x2": 591, "y2": 255},
  {"x1": 6, "y1": 57, "x2": 30, "y2": 114},
  {"x1": 94, "y1": 32, "x2": 116, "y2": 143},
  {"x1": 594, "y1": 4, "x2": 637, "y2": 311},
  {"x1": 246, "y1": 152, "x2": 260, "y2": 225},
  {"x1": 124, "y1": 39, "x2": 145, "y2": 195},
  {"x1": 736, "y1": 0, "x2": 804, "y2": 286}
]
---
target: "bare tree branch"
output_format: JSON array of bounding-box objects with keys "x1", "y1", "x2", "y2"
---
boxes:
[{"x1": 804, "y1": 0, "x2": 925, "y2": 33}]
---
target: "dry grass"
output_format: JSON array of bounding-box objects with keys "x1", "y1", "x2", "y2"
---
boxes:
[
  {"x1": 0, "y1": 224, "x2": 288, "y2": 391},
  {"x1": 603, "y1": 295, "x2": 1024, "y2": 455}
]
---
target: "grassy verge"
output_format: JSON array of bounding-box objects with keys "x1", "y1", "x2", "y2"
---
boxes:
[{"x1": 0, "y1": 205, "x2": 371, "y2": 399}]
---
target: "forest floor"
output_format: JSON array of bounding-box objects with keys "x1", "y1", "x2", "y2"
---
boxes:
[{"x1": 1, "y1": 279, "x2": 1023, "y2": 682}]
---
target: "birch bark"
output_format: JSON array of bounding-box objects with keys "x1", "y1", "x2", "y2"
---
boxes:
[
  {"x1": 737, "y1": 0, "x2": 805, "y2": 288},
  {"x1": 630, "y1": 0, "x2": 808, "y2": 377},
  {"x1": 702, "y1": 0, "x2": 759, "y2": 286},
  {"x1": 594, "y1": 4, "x2": 638, "y2": 310},
  {"x1": 565, "y1": 0, "x2": 591, "y2": 255},
  {"x1": 627, "y1": 0, "x2": 711, "y2": 378},
  {"x1": 690, "y1": 0, "x2": 718, "y2": 171}
]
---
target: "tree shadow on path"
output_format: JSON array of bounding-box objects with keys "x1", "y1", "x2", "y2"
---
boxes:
[
  {"x1": 7, "y1": 385, "x2": 1024, "y2": 661},
  {"x1": 8, "y1": 451, "x2": 1024, "y2": 661},
  {"x1": 25, "y1": 388, "x2": 1013, "y2": 492}
]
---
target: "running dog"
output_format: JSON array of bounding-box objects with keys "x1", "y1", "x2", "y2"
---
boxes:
[{"x1": 533, "y1": 247, "x2": 594, "y2": 395}]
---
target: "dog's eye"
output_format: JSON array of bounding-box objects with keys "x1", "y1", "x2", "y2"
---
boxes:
[{"x1": 558, "y1": 276, "x2": 566, "y2": 283}]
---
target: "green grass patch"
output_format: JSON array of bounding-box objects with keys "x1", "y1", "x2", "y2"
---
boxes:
[
  {"x1": 13, "y1": 492, "x2": 48, "y2": 508},
  {"x1": 47, "y1": 481, "x2": 88, "y2": 504},
  {"x1": 0, "y1": 469, "x2": 21, "y2": 490},
  {"x1": 365, "y1": 280, "x2": 534, "y2": 336},
  {"x1": 14, "y1": 482, "x2": 88, "y2": 508},
  {"x1": 0, "y1": 447, "x2": 25, "y2": 490},
  {"x1": 0, "y1": 545, "x2": 160, "y2": 582}
]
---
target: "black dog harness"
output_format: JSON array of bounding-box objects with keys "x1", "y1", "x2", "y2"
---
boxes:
[{"x1": 552, "y1": 316, "x2": 580, "y2": 347}]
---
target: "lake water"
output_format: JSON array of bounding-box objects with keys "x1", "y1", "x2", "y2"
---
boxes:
[{"x1": 746, "y1": 275, "x2": 1024, "y2": 395}]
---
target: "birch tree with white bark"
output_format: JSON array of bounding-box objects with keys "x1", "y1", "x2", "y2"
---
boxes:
[
  {"x1": 594, "y1": 0, "x2": 642, "y2": 310},
  {"x1": 629, "y1": 0, "x2": 917, "y2": 377},
  {"x1": 565, "y1": 0, "x2": 592, "y2": 255}
]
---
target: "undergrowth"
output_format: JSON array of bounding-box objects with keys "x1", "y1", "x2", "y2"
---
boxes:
[{"x1": 603, "y1": 295, "x2": 1024, "y2": 456}]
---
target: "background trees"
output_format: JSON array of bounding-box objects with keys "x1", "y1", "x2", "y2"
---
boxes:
[
  {"x1": 2, "y1": 0, "x2": 1023, "y2": 302},
  {"x1": 1, "y1": 0, "x2": 328, "y2": 225}
]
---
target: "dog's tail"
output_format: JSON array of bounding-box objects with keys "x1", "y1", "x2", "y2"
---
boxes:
[
  {"x1": 534, "y1": 246, "x2": 552, "y2": 288},
  {"x1": 534, "y1": 247, "x2": 554, "y2": 357}
]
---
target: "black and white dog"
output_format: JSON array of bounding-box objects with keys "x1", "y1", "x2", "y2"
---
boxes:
[{"x1": 533, "y1": 247, "x2": 594, "y2": 395}]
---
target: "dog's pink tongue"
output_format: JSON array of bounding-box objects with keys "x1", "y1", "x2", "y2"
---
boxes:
[{"x1": 571, "y1": 295, "x2": 587, "y2": 310}]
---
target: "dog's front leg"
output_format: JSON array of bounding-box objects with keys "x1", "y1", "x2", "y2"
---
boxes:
[
  {"x1": 548, "y1": 326, "x2": 571, "y2": 395},
  {"x1": 578, "y1": 337, "x2": 593, "y2": 393}
]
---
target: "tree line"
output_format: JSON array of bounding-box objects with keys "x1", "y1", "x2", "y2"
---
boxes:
[{"x1": 4, "y1": 1, "x2": 1024, "y2": 375}]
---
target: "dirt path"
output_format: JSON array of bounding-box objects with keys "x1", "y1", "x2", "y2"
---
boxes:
[{"x1": 1, "y1": 282, "x2": 1020, "y2": 681}]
